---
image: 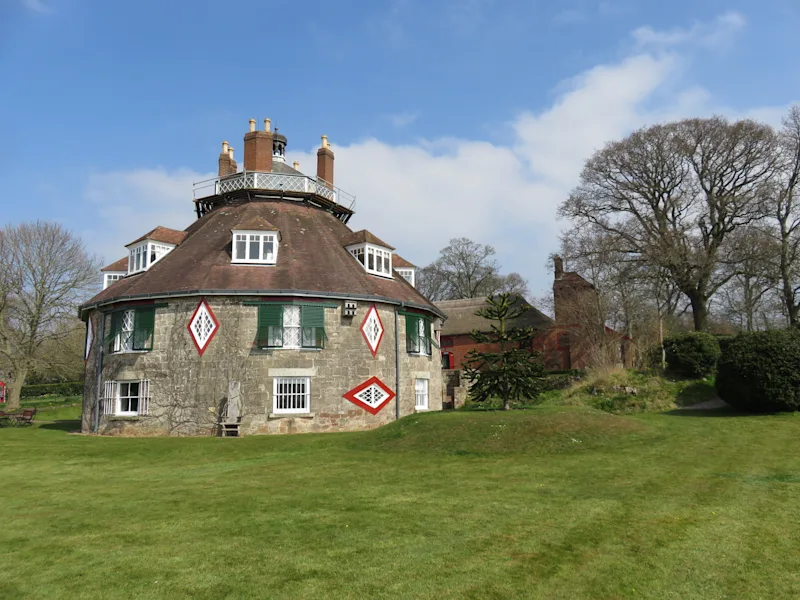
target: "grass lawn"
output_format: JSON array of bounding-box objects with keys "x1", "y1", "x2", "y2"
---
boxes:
[{"x1": 2, "y1": 405, "x2": 800, "y2": 599}]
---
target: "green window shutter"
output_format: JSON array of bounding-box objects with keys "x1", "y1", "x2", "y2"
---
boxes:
[
  {"x1": 105, "y1": 311, "x2": 122, "y2": 350},
  {"x1": 301, "y1": 305, "x2": 326, "y2": 348},
  {"x1": 257, "y1": 304, "x2": 283, "y2": 347},
  {"x1": 424, "y1": 318, "x2": 433, "y2": 354},
  {"x1": 132, "y1": 307, "x2": 155, "y2": 351},
  {"x1": 405, "y1": 314, "x2": 419, "y2": 352}
]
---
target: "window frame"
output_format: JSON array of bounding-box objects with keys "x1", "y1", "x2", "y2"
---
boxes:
[
  {"x1": 110, "y1": 307, "x2": 156, "y2": 354},
  {"x1": 415, "y1": 378, "x2": 429, "y2": 410},
  {"x1": 347, "y1": 243, "x2": 393, "y2": 278},
  {"x1": 103, "y1": 272, "x2": 125, "y2": 290},
  {"x1": 117, "y1": 381, "x2": 141, "y2": 416},
  {"x1": 127, "y1": 241, "x2": 176, "y2": 275},
  {"x1": 256, "y1": 304, "x2": 327, "y2": 350},
  {"x1": 272, "y1": 376, "x2": 311, "y2": 414},
  {"x1": 397, "y1": 268, "x2": 415, "y2": 287},
  {"x1": 113, "y1": 309, "x2": 135, "y2": 353},
  {"x1": 406, "y1": 314, "x2": 432, "y2": 356},
  {"x1": 231, "y1": 230, "x2": 278, "y2": 265}
]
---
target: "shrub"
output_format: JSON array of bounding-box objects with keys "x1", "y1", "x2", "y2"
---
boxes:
[
  {"x1": 540, "y1": 371, "x2": 585, "y2": 392},
  {"x1": 716, "y1": 330, "x2": 800, "y2": 413},
  {"x1": 20, "y1": 381, "x2": 84, "y2": 398},
  {"x1": 662, "y1": 332, "x2": 721, "y2": 378}
]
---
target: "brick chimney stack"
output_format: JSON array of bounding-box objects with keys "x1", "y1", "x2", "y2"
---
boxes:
[
  {"x1": 317, "y1": 135, "x2": 334, "y2": 188},
  {"x1": 554, "y1": 255, "x2": 564, "y2": 280},
  {"x1": 243, "y1": 117, "x2": 274, "y2": 172},
  {"x1": 218, "y1": 141, "x2": 237, "y2": 176}
]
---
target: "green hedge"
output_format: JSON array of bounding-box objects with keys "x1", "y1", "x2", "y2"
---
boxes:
[
  {"x1": 20, "y1": 381, "x2": 84, "y2": 398},
  {"x1": 716, "y1": 330, "x2": 800, "y2": 413},
  {"x1": 663, "y1": 332, "x2": 721, "y2": 378}
]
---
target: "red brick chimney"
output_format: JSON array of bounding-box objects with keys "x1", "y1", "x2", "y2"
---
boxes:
[
  {"x1": 554, "y1": 255, "x2": 564, "y2": 280},
  {"x1": 316, "y1": 135, "x2": 334, "y2": 188},
  {"x1": 243, "y1": 118, "x2": 273, "y2": 172},
  {"x1": 218, "y1": 141, "x2": 237, "y2": 176}
]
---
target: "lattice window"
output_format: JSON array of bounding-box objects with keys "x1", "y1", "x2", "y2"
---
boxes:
[
  {"x1": 283, "y1": 306, "x2": 301, "y2": 348},
  {"x1": 354, "y1": 384, "x2": 388, "y2": 409},
  {"x1": 415, "y1": 378, "x2": 429, "y2": 410},
  {"x1": 360, "y1": 305, "x2": 384, "y2": 356},
  {"x1": 114, "y1": 310, "x2": 135, "y2": 353},
  {"x1": 343, "y1": 377, "x2": 396, "y2": 415},
  {"x1": 188, "y1": 299, "x2": 219, "y2": 355},
  {"x1": 273, "y1": 377, "x2": 310, "y2": 414}
]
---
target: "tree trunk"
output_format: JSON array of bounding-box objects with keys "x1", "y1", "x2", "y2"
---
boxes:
[
  {"x1": 6, "y1": 379, "x2": 23, "y2": 411},
  {"x1": 502, "y1": 397, "x2": 511, "y2": 411},
  {"x1": 688, "y1": 293, "x2": 709, "y2": 331},
  {"x1": 780, "y1": 245, "x2": 799, "y2": 327}
]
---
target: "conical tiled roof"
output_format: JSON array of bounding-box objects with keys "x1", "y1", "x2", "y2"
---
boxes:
[{"x1": 82, "y1": 201, "x2": 441, "y2": 317}]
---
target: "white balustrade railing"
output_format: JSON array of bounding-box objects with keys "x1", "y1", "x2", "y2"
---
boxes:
[{"x1": 193, "y1": 171, "x2": 355, "y2": 209}]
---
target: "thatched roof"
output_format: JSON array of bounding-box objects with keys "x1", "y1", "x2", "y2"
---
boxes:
[{"x1": 436, "y1": 296, "x2": 553, "y2": 336}]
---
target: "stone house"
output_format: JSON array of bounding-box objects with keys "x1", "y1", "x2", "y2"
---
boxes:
[{"x1": 80, "y1": 119, "x2": 444, "y2": 436}]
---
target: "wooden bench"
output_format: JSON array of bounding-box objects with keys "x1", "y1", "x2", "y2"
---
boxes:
[{"x1": 6, "y1": 408, "x2": 37, "y2": 427}]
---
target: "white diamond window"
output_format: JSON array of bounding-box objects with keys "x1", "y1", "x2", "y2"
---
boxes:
[
  {"x1": 188, "y1": 300, "x2": 219, "y2": 355},
  {"x1": 360, "y1": 305, "x2": 384, "y2": 356},
  {"x1": 353, "y1": 383, "x2": 389, "y2": 409}
]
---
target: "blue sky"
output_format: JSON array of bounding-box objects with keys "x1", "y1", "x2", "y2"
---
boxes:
[{"x1": 2, "y1": 0, "x2": 799, "y2": 299}]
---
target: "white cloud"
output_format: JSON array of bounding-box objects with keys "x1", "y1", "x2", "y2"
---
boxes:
[
  {"x1": 386, "y1": 111, "x2": 420, "y2": 128},
  {"x1": 82, "y1": 12, "x2": 781, "y2": 297},
  {"x1": 633, "y1": 11, "x2": 745, "y2": 50},
  {"x1": 83, "y1": 168, "x2": 213, "y2": 264},
  {"x1": 23, "y1": 0, "x2": 50, "y2": 13}
]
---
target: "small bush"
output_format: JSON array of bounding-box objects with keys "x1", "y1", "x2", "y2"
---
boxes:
[
  {"x1": 716, "y1": 330, "x2": 800, "y2": 413},
  {"x1": 663, "y1": 332, "x2": 721, "y2": 378},
  {"x1": 539, "y1": 370, "x2": 585, "y2": 392},
  {"x1": 21, "y1": 381, "x2": 84, "y2": 398}
]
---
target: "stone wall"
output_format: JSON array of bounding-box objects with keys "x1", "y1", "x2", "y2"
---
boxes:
[{"x1": 82, "y1": 296, "x2": 442, "y2": 436}]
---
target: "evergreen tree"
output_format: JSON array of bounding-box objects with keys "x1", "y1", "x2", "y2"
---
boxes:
[{"x1": 463, "y1": 294, "x2": 545, "y2": 410}]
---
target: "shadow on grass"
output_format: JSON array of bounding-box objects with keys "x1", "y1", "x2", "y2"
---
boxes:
[
  {"x1": 675, "y1": 381, "x2": 718, "y2": 407},
  {"x1": 38, "y1": 420, "x2": 81, "y2": 432}
]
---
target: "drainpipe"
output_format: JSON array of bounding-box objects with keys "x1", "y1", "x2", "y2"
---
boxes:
[
  {"x1": 93, "y1": 311, "x2": 106, "y2": 433},
  {"x1": 395, "y1": 306, "x2": 402, "y2": 420}
]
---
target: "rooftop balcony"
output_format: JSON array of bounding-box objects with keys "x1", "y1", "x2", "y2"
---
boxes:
[{"x1": 193, "y1": 170, "x2": 356, "y2": 210}]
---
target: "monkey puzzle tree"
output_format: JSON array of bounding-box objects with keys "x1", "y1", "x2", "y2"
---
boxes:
[{"x1": 462, "y1": 293, "x2": 545, "y2": 411}]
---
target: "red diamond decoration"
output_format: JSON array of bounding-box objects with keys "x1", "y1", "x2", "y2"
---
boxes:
[
  {"x1": 187, "y1": 298, "x2": 220, "y2": 356},
  {"x1": 343, "y1": 376, "x2": 396, "y2": 415},
  {"x1": 360, "y1": 304, "x2": 384, "y2": 357}
]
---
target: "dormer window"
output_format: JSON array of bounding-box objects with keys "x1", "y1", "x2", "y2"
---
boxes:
[
  {"x1": 103, "y1": 272, "x2": 125, "y2": 290},
  {"x1": 348, "y1": 243, "x2": 392, "y2": 278},
  {"x1": 127, "y1": 241, "x2": 176, "y2": 275},
  {"x1": 397, "y1": 268, "x2": 415, "y2": 287},
  {"x1": 232, "y1": 230, "x2": 278, "y2": 265}
]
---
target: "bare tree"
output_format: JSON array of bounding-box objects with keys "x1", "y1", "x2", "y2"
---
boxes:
[
  {"x1": 560, "y1": 117, "x2": 778, "y2": 331},
  {"x1": 0, "y1": 222, "x2": 98, "y2": 409},
  {"x1": 716, "y1": 227, "x2": 781, "y2": 331},
  {"x1": 770, "y1": 105, "x2": 800, "y2": 327},
  {"x1": 417, "y1": 238, "x2": 529, "y2": 301}
]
